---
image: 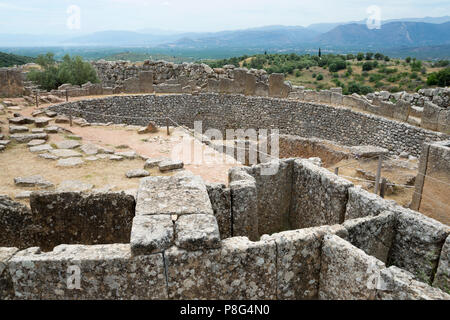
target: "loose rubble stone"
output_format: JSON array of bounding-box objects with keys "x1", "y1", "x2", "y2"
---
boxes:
[
  {"x1": 54, "y1": 115, "x2": 69, "y2": 123},
  {"x1": 54, "y1": 140, "x2": 81, "y2": 149},
  {"x1": 15, "y1": 191, "x2": 32, "y2": 200},
  {"x1": 130, "y1": 215, "x2": 174, "y2": 255},
  {"x1": 29, "y1": 144, "x2": 53, "y2": 153},
  {"x1": 8, "y1": 117, "x2": 34, "y2": 125},
  {"x1": 0, "y1": 140, "x2": 10, "y2": 146},
  {"x1": 9, "y1": 126, "x2": 28, "y2": 134},
  {"x1": 174, "y1": 214, "x2": 221, "y2": 251},
  {"x1": 158, "y1": 159, "x2": 184, "y2": 172},
  {"x1": 57, "y1": 180, "x2": 94, "y2": 192},
  {"x1": 350, "y1": 145, "x2": 389, "y2": 158},
  {"x1": 109, "y1": 155, "x2": 124, "y2": 161},
  {"x1": 126, "y1": 169, "x2": 150, "y2": 178},
  {"x1": 56, "y1": 157, "x2": 84, "y2": 167},
  {"x1": 34, "y1": 117, "x2": 50, "y2": 128},
  {"x1": 50, "y1": 149, "x2": 82, "y2": 158},
  {"x1": 14, "y1": 175, "x2": 54, "y2": 188},
  {"x1": 115, "y1": 151, "x2": 137, "y2": 159},
  {"x1": 144, "y1": 158, "x2": 163, "y2": 169},
  {"x1": 44, "y1": 126, "x2": 59, "y2": 133},
  {"x1": 27, "y1": 139, "x2": 46, "y2": 147},
  {"x1": 44, "y1": 110, "x2": 57, "y2": 117},
  {"x1": 38, "y1": 153, "x2": 59, "y2": 160},
  {"x1": 10, "y1": 133, "x2": 48, "y2": 143},
  {"x1": 85, "y1": 156, "x2": 99, "y2": 161},
  {"x1": 80, "y1": 143, "x2": 99, "y2": 155},
  {"x1": 31, "y1": 128, "x2": 44, "y2": 133}
]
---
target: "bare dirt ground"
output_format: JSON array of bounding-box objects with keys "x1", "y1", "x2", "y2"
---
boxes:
[{"x1": 0, "y1": 95, "x2": 240, "y2": 204}]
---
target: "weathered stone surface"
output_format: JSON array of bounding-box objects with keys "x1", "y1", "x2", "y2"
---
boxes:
[
  {"x1": 166, "y1": 237, "x2": 276, "y2": 299},
  {"x1": 0, "y1": 196, "x2": 35, "y2": 249},
  {"x1": 290, "y1": 159, "x2": 353, "y2": 229},
  {"x1": 247, "y1": 159, "x2": 293, "y2": 236},
  {"x1": 30, "y1": 192, "x2": 135, "y2": 251},
  {"x1": 8, "y1": 117, "x2": 34, "y2": 125},
  {"x1": 126, "y1": 169, "x2": 150, "y2": 178},
  {"x1": 229, "y1": 169, "x2": 259, "y2": 241},
  {"x1": 56, "y1": 157, "x2": 84, "y2": 167},
  {"x1": 14, "y1": 175, "x2": 54, "y2": 188},
  {"x1": 136, "y1": 172, "x2": 213, "y2": 217},
  {"x1": 130, "y1": 215, "x2": 173, "y2": 256},
  {"x1": 115, "y1": 151, "x2": 137, "y2": 159},
  {"x1": 109, "y1": 155, "x2": 123, "y2": 161},
  {"x1": 50, "y1": 149, "x2": 82, "y2": 158},
  {"x1": 268, "y1": 73, "x2": 290, "y2": 98},
  {"x1": 0, "y1": 247, "x2": 19, "y2": 300},
  {"x1": 350, "y1": 145, "x2": 389, "y2": 158},
  {"x1": 38, "y1": 153, "x2": 58, "y2": 160},
  {"x1": 44, "y1": 126, "x2": 59, "y2": 133},
  {"x1": 376, "y1": 266, "x2": 450, "y2": 300},
  {"x1": 57, "y1": 180, "x2": 94, "y2": 192},
  {"x1": 345, "y1": 186, "x2": 395, "y2": 220},
  {"x1": 158, "y1": 159, "x2": 184, "y2": 172},
  {"x1": 34, "y1": 117, "x2": 50, "y2": 128},
  {"x1": 15, "y1": 191, "x2": 32, "y2": 200},
  {"x1": 9, "y1": 244, "x2": 167, "y2": 299},
  {"x1": 10, "y1": 133, "x2": 48, "y2": 143},
  {"x1": 270, "y1": 225, "x2": 348, "y2": 300},
  {"x1": 144, "y1": 158, "x2": 163, "y2": 169},
  {"x1": 422, "y1": 101, "x2": 441, "y2": 131},
  {"x1": 27, "y1": 139, "x2": 46, "y2": 147},
  {"x1": 343, "y1": 211, "x2": 396, "y2": 263},
  {"x1": 175, "y1": 214, "x2": 221, "y2": 251},
  {"x1": 0, "y1": 140, "x2": 10, "y2": 146},
  {"x1": 9, "y1": 125, "x2": 28, "y2": 134},
  {"x1": 388, "y1": 207, "x2": 450, "y2": 284},
  {"x1": 206, "y1": 183, "x2": 231, "y2": 239},
  {"x1": 319, "y1": 234, "x2": 386, "y2": 300},
  {"x1": 29, "y1": 144, "x2": 53, "y2": 153},
  {"x1": 433, "y1": 236, "x2": 450, "y2": 294},
  {"x1": 54, "y1": 115, "x2": 69, "y2": 124},
  {"x1": 54, "y1": 140, "x2": 81, "y2": 149}
]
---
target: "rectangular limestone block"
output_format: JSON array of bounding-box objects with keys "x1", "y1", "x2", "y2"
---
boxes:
[
  {"x1": 9, "y1": 244, "x2": 167, "y2": 300},
  {"x1": 136, "y1": 172, "x2": 213, "y2": 216},
  {"x1": 433, "y1": 236, "x2": 450, "y2": 294},
  {"x1": 255, "y1": 81, "x2": 269, "y2": 97},
  {"x1": 206, "y1": 183, "x2": 232, "y2": 239},
  {"x1": 422, "y1": 101, "x2": 442, "y2": 131},
  {"x1": 388, "y1": 207, "x2": 450, "y2": 284},
  {"x1": 290, "y1": 159, "x2": 353, "y2": 230},
  {"x1": 130, "y1": 215, "x2": 174, "y2": 256},
  {"x1": 30, "y1": 192, "x2": 135, "y2": 251},
  {"x1": 268, "y1": 73, "x2": 290, "y2": 98},
  {"x1": 331, "y1": 92, "x2": 343, "y2": 105},
  {"x1": 393, "y1": 99, "x2": 411, "y2": 122},
  {"x1": 174, "y1": 214, "x2": 221, "y2": 251},
  {"x1": 138, "y1": 71, "x2": 154, "y2": 93},
  {"x1": 343, "y1": 211, "x2": 396, "y2": 263},
  {"x1": 165, "y1": 237, "x2": 276, "y2": 299},
  {"x1": 319, "y1": 234, "x2": 386, "y2": 300},
  {"x1": 207, "y1": 79, "x2": 219, "y2": 93},
  {"x1": 123, "y1": 77, "x2": 140, "y2": 94},
  {"x1": 376, "y1": 266, "x2": 450, "y2": 300},
  {"x1": 269, "y1": 225, "x2": 347, "y2": 300},
  {"x1": 438, "y1": 109, "x2": 450, "y2": 134},
  {"x1": 218, "y1": 78, "x2": 234, "y2": 94},
  {"x1": 318, "y1": 90, "x2": 331, "y2": 104},
  {"x1": 345, "y1": 186, "x2": 394, "y2": 220},
  {"x1": 303, "y1": 90, "x2": 317, "y2": 102},
  {"x1": 0, "y1": 247, "x2": 19, "y2": 300},
  {"x1": 230, "y1": 178, "x2": 259, "y2": 241},
  {"x1": 247, "y1": 159, "x2": 293, "y2": 236}
]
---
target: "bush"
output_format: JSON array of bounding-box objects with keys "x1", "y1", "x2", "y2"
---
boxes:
[
  {"x1": 427, "y1": 67, "x2": 450, "y2": 86},
  {"x1": 347, "y1": 82, "x2": 374, "y2": 95},
  {"x1": 357, "y1": 53, "x2": 365, "y2": 61},
  {"x1": 362, "y1": 62, "x2": 374, "y2": 71},
  {"x1": 27, "y1": 53, "x2": 99, "y2": 91},
  {"x1": 316, "y1": 74, "x2": 324, "y2": 81},
  {"x1": 365, "y1": 52, "x2": 374, "y2": 60}
]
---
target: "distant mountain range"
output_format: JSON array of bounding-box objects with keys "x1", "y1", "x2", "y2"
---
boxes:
[{"x1": 1, "y1": 16, "x2": 449, "y2": 59}]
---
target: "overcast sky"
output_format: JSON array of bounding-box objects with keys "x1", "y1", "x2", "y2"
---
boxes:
[{"x1": 0, "y1": 0, "x2": 449, "y2": 34}]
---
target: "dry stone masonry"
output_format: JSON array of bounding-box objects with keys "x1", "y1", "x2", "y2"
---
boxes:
[{"x1": 1, "y1": 158, "x2": 449, "y2": 300}]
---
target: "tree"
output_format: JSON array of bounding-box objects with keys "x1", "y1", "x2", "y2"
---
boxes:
[
  {"x1": 405, "y1": 57, "x2": 412, "y2": 63},
  {"x1": 316, "y1": 74, "x2": 324, "y2": 81},
  {"x1": 362, "y1": 62, "x2": 374, "y2": 71},
  {"x1": 427, "y1": 67, "x2": 450, "y2": 86},
  {"x1": 318, "y1": 48, "x2": 322, "y2": 58},
  {"x1": 27, "y1": 53, "x2": 99, "y2": 91},
  {"x1": 374, "y1": 53, "x2": 384, "y2": 60},
  {"x1": 357, "y1": 53, "x2": 365, "y2": 61},
  {"x1": 366, "y1": 52, "x2": 374, "y2": 60}
]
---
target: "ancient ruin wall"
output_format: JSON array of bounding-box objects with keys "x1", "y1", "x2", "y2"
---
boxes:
[
  {"x1": 49, "y1": 94, "x2": 449, "y2": 157},
  {"x1": 0, "y1": 68, "x2": 24, "y2": 97}
]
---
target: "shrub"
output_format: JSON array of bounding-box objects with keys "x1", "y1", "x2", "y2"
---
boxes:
[
  {"x1": 316, "y1": 74, "x2": 324, "y2": 81},
  {"x1": 427, "y1": 67, "x2": 450, "y2": 86},
  {"x1": 347, "y1": 82, "x2": 374, "y2": 95},
  {"x1": 27, "y1": 53, "x2": 99, "y2": 91},
  {"x1": 362, "y1": 62, "x2": 374, "y2": 71},
  {"x1": 357, "y1": 53, "x2": 365, "y2": 61}
]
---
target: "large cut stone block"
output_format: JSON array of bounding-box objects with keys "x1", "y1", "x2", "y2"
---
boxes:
[
  {"x1": 174, "y1": 214, "x2": 221, "y2": 251},
  {"x1": 165, "y1": 237, "x2": 276, "y2": 299},
  {"x1": 130, "y1": 215, "x2": 174, "y2": 256},
  {"x1": 268, "y1": 73, "x2": 290, "y2": 98},
  {"x1": 229, "y1": 172, "x2": 258, "y2": 241},
  {"x1": 138, "y1": 71, "x2": 154, "y2": 93},
  {"x1": 433, "y1": 236, "x2": 450, "y2": 294},
  {"x1": 343, "y1": 211, "x2": 396, "y2": 263},
  {"x1": 376, "y1": 266, "x2": 450, "y2": 300},
  {"x1": 388, "y1": 207, "x2": 450, "y2": 284},
  {"x1": 30, "y1": 192, "x2": 135, "y2": 251},
  {"x1": 422, "y1": 101, "x2": 442, "y2": 131},
  {"x1": 319, "y1": 234, "x2": 386, "y2": 300},
  {"x1": 269, "y1": 225, "x2": 347, "y2": 300},
  {"x1": 345, "y1": 186, "x2": 395, "y2": 220},
  {"x1": 8, "y1": 244, "x2": 167, "y2": 300},
  {"x1": 136, "y1": 172, "x2": 213, "y2": 216},
  {"x1": 290, "y1": 159, "x2": 353, "y2": 229},
  {"x1": 0, "y1": 247, "x2": 18, "y2": 300},
  {"x1": 206, "y1": 183, "x2": 232, "y2": 239}
]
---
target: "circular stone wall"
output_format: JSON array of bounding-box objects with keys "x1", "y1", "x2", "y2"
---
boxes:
[{"x1": 49, "y1": 93, "x2": 450, "y2": 157}]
